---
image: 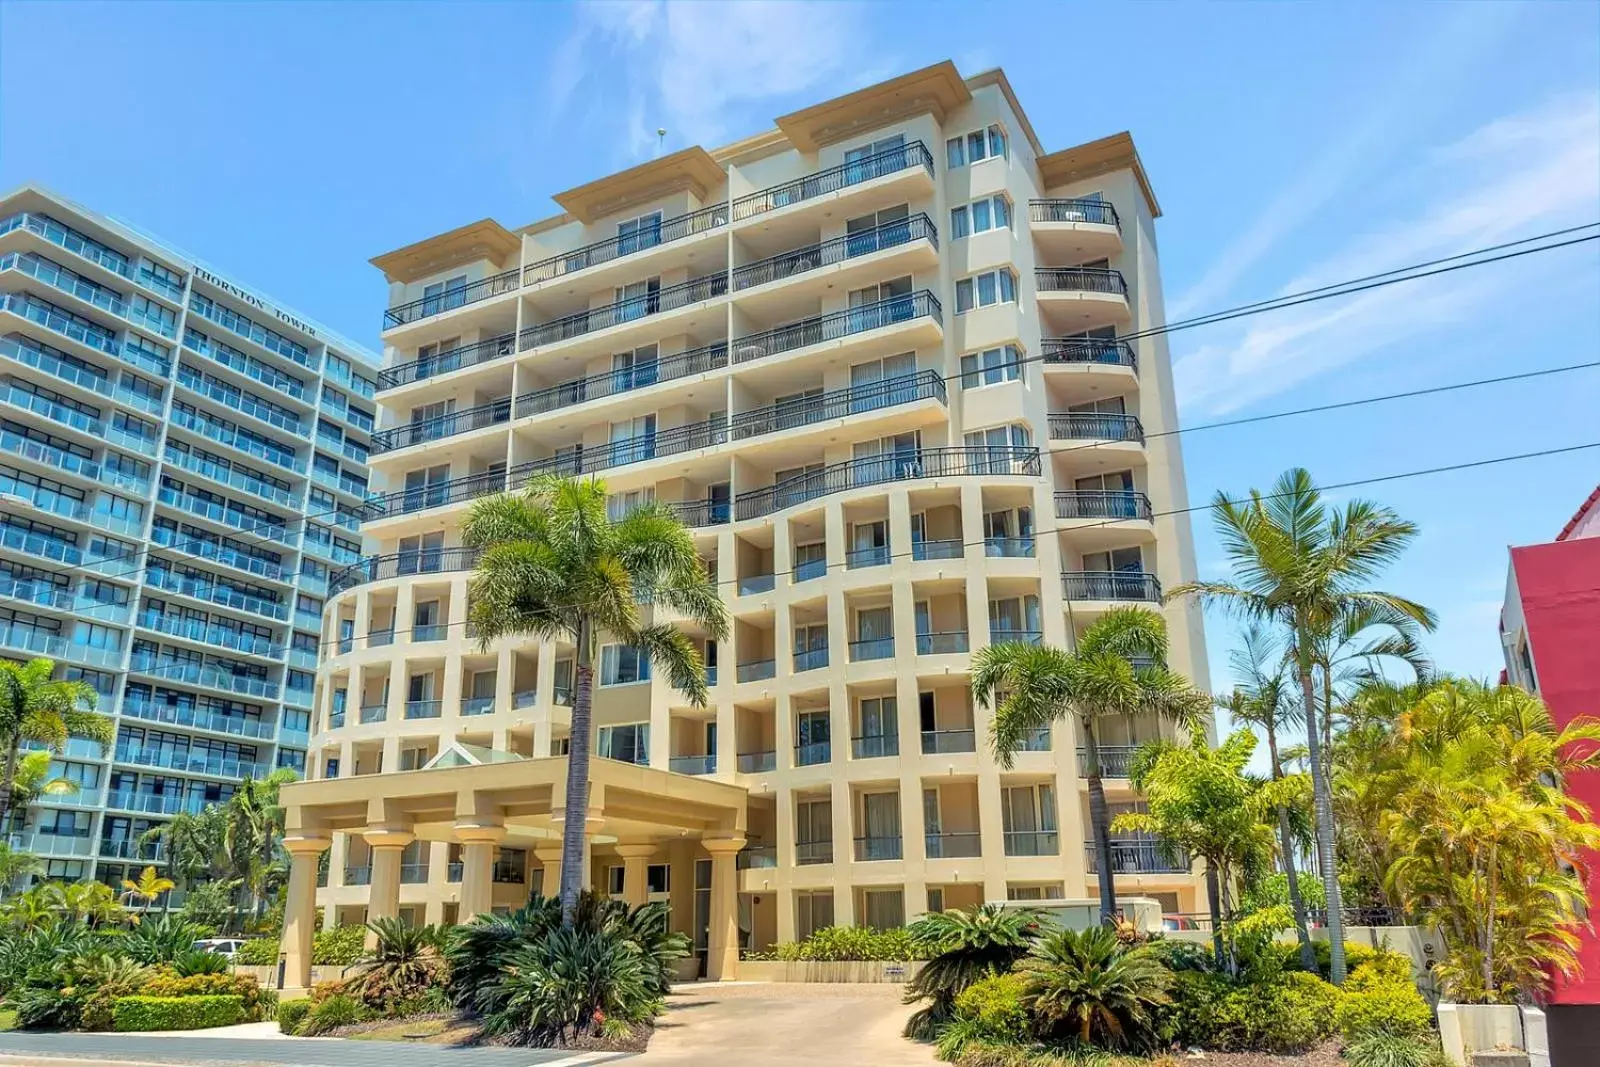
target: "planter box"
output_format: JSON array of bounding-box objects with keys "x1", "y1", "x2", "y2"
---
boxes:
[
  {"x1": 1439, "y1": 1003, "x2": 1525, "y2": 1066},
  {"x1": 735, "y1": 960, "x2": 925, "y2": 984},
  {"x1": 232, "y1": 963, "x2": 348, "y2": 989}
]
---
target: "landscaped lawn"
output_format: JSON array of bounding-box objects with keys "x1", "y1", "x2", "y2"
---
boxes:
[{"x1": 0, "y1": 1008, "x2": 18, "y2": 1032}]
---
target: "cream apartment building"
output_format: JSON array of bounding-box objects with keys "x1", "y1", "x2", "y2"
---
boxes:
[{"x1": 285, "y1": 61, "x2": 1209, "y2": 983}]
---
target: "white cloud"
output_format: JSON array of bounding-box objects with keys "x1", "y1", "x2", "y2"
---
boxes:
[
  {"x1": 545, "y1": 1, "x2": 890, "y2": 162},
  {"x1": 1173, "y1": 92, "x2": 1600, "y2": 416}
]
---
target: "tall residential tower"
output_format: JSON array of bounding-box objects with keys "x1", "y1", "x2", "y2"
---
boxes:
[
  {"x1": 0, "y1": 185, "x2": 379, "y2": 895},
  {"x1": 288, "y1": 62, "x2": 1209, "y2": 982}
]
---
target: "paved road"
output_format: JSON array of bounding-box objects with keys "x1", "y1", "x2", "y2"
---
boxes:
[
  {"x1": 0, "y1": 1032, "x2": 612, "y2": 1066},
  {"x1": 640, "y1": 983, "x2": 938, "y2": 1067}
]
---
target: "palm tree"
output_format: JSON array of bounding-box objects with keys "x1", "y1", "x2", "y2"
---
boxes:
[
  {"x1": 49, "y1": 880, "x2": 126, "y2": 926},
  {"x1": 0, "y1": 659, "x2": 112, "y2": 829},
  {"x1": 1308, "y1": 599, "x2": 1433, "y2": 779},
  {"x1": 121, "y1": 865, "x2": 176, "y2": 917},
  {"x1": 1168, "y1": 468, "x2": 1433, "y2": 983},
  {"x1": 464, "y1": 475, "x2": 728, "y2": 923},
  {"x1": 1219, "y1": 625, "x2": 1315, "y2": 970},
  {"x1": 141, "y1": 805, "x2": 230, "y2": 890},
  {"x1": 973, "y1": 607, "x2": 1209, "y2": 925},
  {"x1": 226, "y1": 769, "x2": 298, "y2": 920},
  {"x1": 0, "y1": 840, "x2": 41, "y2": 900}
]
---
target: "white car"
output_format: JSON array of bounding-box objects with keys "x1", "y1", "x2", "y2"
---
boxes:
[{"x1": 192, "y1": 937, "x2": 246, "y2": 959}]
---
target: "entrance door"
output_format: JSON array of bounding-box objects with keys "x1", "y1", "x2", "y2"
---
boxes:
[{"x1": 692, "y1": 858, "x2": 712, "y2": 977}]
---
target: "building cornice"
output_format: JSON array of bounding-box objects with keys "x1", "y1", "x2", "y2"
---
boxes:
[
  {"x1": 774, "y1": 60, "x2": 972, "y2": 152},
  {"x1": 369, "y1": 218, "x2": 521, "y2": 284},
  {"x1": 552, "y1": 146, "x2": 725, "y2": 224},
  {"x1": 1037, "y1": 132, "x2": 1163, "y2": 219}
]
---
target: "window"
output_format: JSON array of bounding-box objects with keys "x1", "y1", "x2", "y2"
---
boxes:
[
  {"x1": 965, "y1": 424, "x2": 1032, "y2": 451},
  {"x1": 927, "y1": 887, "x2": 945, "y2": 914},
  {"x1": 600, "y1": 644, "x2": 651, "y2": 686},
  {"x1": 950, "y1": 195, "x2": 1012, "y2": 240},
  {"x1": 421, "y1": 275, "x2": 468, "y2": 316},
  {"x1": 862, "y1": 888, "x2": 906, "y2": 931},
  {"x1": 597, "y1": 722, "x2": 650, "y2": 764},
  {"x1": 617, "y1": 212, "x2": 663, "y2": 255},
  {"x1": 959, "y1": 345, "x2": 1023, "y2": 388},
  {"x1": 796, "y1": 890, "x2": 834, "y2": 940},
  {"x1": 945, "y1": 124, "x2": 1008, "y2": 168},
  {"x1": 955, "y1": 269, "x2": 1017, "y2": 313}
]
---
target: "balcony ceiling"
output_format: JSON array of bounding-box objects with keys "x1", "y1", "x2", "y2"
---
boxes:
[
  {"x1": 775, "y1": 59, "x2": 971, "y2": 152},
  {"x1": 370, "y1": 218, "x2": 521, "y2": 284},
  {"x1": 553, "y1": 146, "x2": 726, "y2": 224}
]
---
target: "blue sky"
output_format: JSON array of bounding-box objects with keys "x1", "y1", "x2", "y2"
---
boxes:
[{"x1": 3, "y1": 1, "x2": 1597, "y2": 697}]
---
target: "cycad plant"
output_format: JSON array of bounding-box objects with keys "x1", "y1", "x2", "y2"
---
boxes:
[
  {"x1": 1169, "y1": 467, "x2": 1433, "y2": 983},
  {"x1": 902, "y1": 903, "x2": 1041, "y2": 1039},
  {"x1": 973, "y1": 607, "x2": 1210, "y2": 924},
  {"x1": 1018, "y1": 925, "x2": 1172, "y2": 1049},
  {"x1": 349, "y1": 916, "x2": 447, "y2": 1010},
  {"x1": 464, "y1": 475, "x2": 727, "y2": 924}
]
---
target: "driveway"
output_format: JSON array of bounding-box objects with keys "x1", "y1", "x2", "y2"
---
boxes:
[{"x1": 641, "y1": 983, "x2": 938, "y2": 1067}]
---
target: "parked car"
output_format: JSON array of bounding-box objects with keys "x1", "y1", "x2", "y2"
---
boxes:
[
  {"x1": 1161, "y1": 914, "x2": 1200, "y2": 931},
  {"x1": 193, "y1": 937, "x2": 246, "y2": 959}
]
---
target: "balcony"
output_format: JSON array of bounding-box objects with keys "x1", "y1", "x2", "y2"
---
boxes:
[
  {"x1": 1041, "y1": 337, "x2": 1138, "y2": 374},
  {"x1": 851, "y1": 733, "x2": 898, "y2": 760},
  {"x1": 795, "y1": 741, "x2": 831, "y2": 767},
  {"x1": 916, "y1": 632, "x2": 969, "y2": 656},
  {"x1": 344, "y1": 865, "x2": 372, "y2": 886},
  {"x1": 462, "y1": 697, "x2": 495, "y2": 717},
  {"x1": 846, "y1": 545, "x2": 890, "y2": 569},
  {"x1": 359, "y1": 703, "x2": 387, "y2": 724},
  {"x1": 912, "y1": 538, "x2": 962, "y2": 562},
  {"x1": 737, "y1": 573, "x2": 775, "y2": 596},
  {"x1": 148, "y1": 527, "x2": 286, "y2": 584},
  {"x1": 1005, "y1": 830, "x2": 1060, "y2": 857},
  {"x1": 853, "y1": 835, "x2": 903, "y2": 862},
  {"x1": 518, "y1": 274, "x2": 727, "y2": 352},
  {"x1": 175, "y1": 365, "x2": 302, "y2": 435},
  {"x1": 115, "y1": 745, "x2": 269, "y2": 780},
  {"x1": 378, "y1": 333, "x2": 517, "y2": 391},
  {"x1": 404, "y1": 699, "x2": 443, "y2": 720},
  {"x1": 400, "y1": 863, "x2": 429, "y2": 884},
  {"x1": 128, "y1": 653, "x2": 279, "y2": 700},
  {"x1": 136, "y1": 611, "x2": 277, "y2": 658},
  {"x1": 515, "y1": 416, "x2": 729, "y2": 479},
  {"x1": 0, "y1": 336, "x2": 162, "y2": 415},
  {"x1": 991, "y1": 629, "x2": 1044, "y2": 647},
  {"x1": 730, "y1": 290, "x2": 941, "y2": 368},
  {"x1": 669, "y1": 498, "x2": 731, "y2": 529},
  {"x1": 121, "y1": 699, "x2": 274, "y2": 741},
  {"x1": 736, "y1": 445, "x2": 1038, "y2": 521},
  {"x1": 920, "y1": 728, "x2": 976, "y2": 754},
  {"x1": 163, "y1": 447, "x2": 295, "y2": 509},
  {"x1": 1061, "y1": 571, "x2": 1162, "y2": 603},
  {"x1": 1055, "y1": 491, "x2": 1154, "y2": 522},
  {"x1": 362, "y1": 470, "x2": 505, "y2": 520},
  {"x1": 168, "y1": 406, "x2": 299, "y2": 474},
  {"x1": 793, "y1": 647, "x2": 829, "y2": 673},
  {"x1": 330, "y1": 546, "x2": 481, "y2": 594},
  {"x1": 732, "y1": 214, "x2": 938, "y2": 292},
  {"x1": 1078, "y1": 745, "x2": 1140, "y2": 779},
  {"x1": 737, "y1": 845, "x2": 778, "y2": 870},
  {"x1": 1012, "y1": 726, "x2": 1053, "y2": 753},
  {"x1": 733, "y1": 141, "x2": 935, "y2": 221},
  {"x1": 412, "y1": 623, "x2": 447, "y2": 642},
  {"x1": 492, "y1": 860, "x2": 526, "y2": 884},
  {"x1": 365, "y1": 630, "x2": 393, "y2": 650},
  {"x1": 370, "y1": 397, "x2": 511, "y2": 455},
  {"x1": 1029, "y1": 199, "x2": 1123, "y2": 260},
  {"x1": 1036, "y1": 267, "x2": 1127, "y2": 298},
  {"x1": 524, "y1": 203, "x2": 729, "y2": 285},
  {"x1": 1048, "y1": 412, "x2": 1144, "y2": 444},
  {"x1": 984, "y1": 536, "x2": 1036, "y2": 559},
  {"x1": 383, "y1": 268, "x2": 520, "y2": 329},
  {"x1": 1029, "y1": 198, "x2": 1120, "y2": 229},
  {"x1": 157, "y1": 486, "x2": 291, "y2": 543},
  {"x1": 99, "y1": 837, "x2": 164, "y2": 862},
  {"x1": 1086, "y1": 839, "x2": 1190, "y2": 875},
  {"x1": 796, "y1": 840, "x2": 833, "y2": 865},
  {"x1": 514, "y1": 341, "x2": 728, "y2": 420},
  {"x1": 736, "y1": 750, "x2": 775, "y2": 773},
  {"x1": 737, "y1": 659, "x2": 776, "y2": 684},
  {"x1": 925, "y1": 832, "x2": 982, "y2": 859},
  {"x1": 669, "y1": 755, "x2": 716, "y2": 776},
  {"x1": 730, "y1": 370, "x2": 946, "y2": 443}
]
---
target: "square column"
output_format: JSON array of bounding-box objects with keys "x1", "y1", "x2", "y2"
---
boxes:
[{"x1": 702, "y1": 835, "x2": 746, "y2": 981}]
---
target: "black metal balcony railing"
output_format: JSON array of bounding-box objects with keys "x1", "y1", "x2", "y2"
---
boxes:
[
  {"x1": 1061, "y1": 571, "x2": 1162, "y2": 603},
  {"x1": 736, "y1": 444, "x2": 1038, "y2": 521},
  {"x1": 518, "y1": 273, "x2": 728, "y2": 351},
  {"x1": 362, "y1": 469, "x2": 504, "y2": 519},
  {"x1": 1086, "y1": 839, "x2": 1190, "y2": 875},
  {"x1": 1005, "y1": 830, "x2": 1061, "y2": 857},
  {"x1": 1078, "y1": 745, "x2": 1141, "y2": 779},
  {"x1": 522, "y1": 203, "x2": 730, "y2": 285},
  {"x1": 514, "y1": 416, "x2": 729, "y2": 479},
  {"x1": 384, "y1": 269, "x2": 520, "y2": 328},
  {"x1": 916, "y1": 631, "x2": 969, "y2": 655},
  {"x1": 925, "y1": 832, "x2": 982, "y2": 859},
  {"x1": 854, "y1": 835, "x2": 904, "y2": 862},
  {"x1": 1055, "y1": 490, "x2": 1154, "y2": 522},
  {"x1": 371, "y1": 397, "x2": 511, "y2": 454},
  {"x1": 1041, "y1": 337, "x2": 1138, "y2": 372},
  {"x1": 733, "y1": 141, "x2": 935, "y2": 221},
  {"x1": 731, "y1": 290, "x2": 941, "y2": 366},
  {"x1": 513, "y1": 341, "x2": 729, "y2": 419},
  {"x1": 732, "y1": 214, "x2": 938, "y2": 291},
  {"x1": 921, "y1": 728, "x2": 976, "y2": 754},
  {"x1": 379, "y1": 333, "x2": 516, "y2": 390},
  {"x1": 1047, "y1": 412, "x2": 1144, "y2": 443},
  {"x1": 330, "y1": 546, "x2": 482, "y2": 593},
  {"x1": 730, "y1": 369, "x2": 946, "y2": 441},
  {"x1": 671, "y1": 498, "x2": 731, "y2": 528},
  {"x1": 1029, "y1": 199, "x2": 1121, "y2": 229},
  {"x1": 793, "y1": 647, "x2": 829, "y2": 672},
  {"x1": 1036, "y1": 267, "x2": 1128, "y2": 297}
]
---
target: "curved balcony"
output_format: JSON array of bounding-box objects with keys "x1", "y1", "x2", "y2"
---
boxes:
[
  {"x1": 1061, "y1": 571, "x2": 1162, "y2": 604},
  {"x1": 1036, "y1": 267, "x2": 1127, "y2": 296},
  {"x1": 361, "y1": 469, "x2": 504, "y2": 520},
  {"x1": 514, "y1": 416, "x2": 729, "y2": 479},
  {"x1": 731, "y1": 214, "x2": 938, "y2": 292},
  {"x1": 329, "y1": 546, "x2": 481, "y2": 594},
  {"x1": 736, "y1": 445, "x2": 1038, "y2": 521},
  {"x1": 523, "y1": 203, "x2": 729, "y2": 286},
  {"x1": 1035, "y1": 269, "x2": 1130, "y2": 332},
  {"x1": 729, "y1": 370, "x2": 946, "y2": 443},
  {"x1": 1029, "y1": 199, "x2": 1123, "y2": 260},
  {"x1": 515, "y1": 341, "x2": 729, "y2": 421},
  {"x1": 730, "y1": 290, "x2": 941, "y2": 367},
  {"x1": 378, "y1": 333, "x2": 516, "y2": 391},
  {"x1": 1047, "y1": 412, "x2": 1144, "y2": 443},
  {"x1": 370, "y1": 396, "x2": 511, "y2": 455},
  {"x1": 517, "y1": 273, "x2": 727, "y2": 352},
  {"x1": 732, "y1": 142, "x2": 935, "y2": 222},
  {"x1": 383, "y1": 267, "x2": 520, "y2": 329},
  {"x1": 1054, "y1": 490, "x2": 1154, "y2": 522}
]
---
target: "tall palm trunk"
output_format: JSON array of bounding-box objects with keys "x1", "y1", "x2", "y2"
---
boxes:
[
  {"x1": 1264, "y1": 720, "x2": 1317, "y2": 970},
  {"x1": 1081, "y1": 718, "x2": 1117, "y2": 925},
  {"x1": 0, "y1": 735, "x2": 20, "y2": 836},
  {"x1": 1204, "y1": 866, "x2": 1225, "y2": 970},
  {"x1": 1482, "y1": 840, "x2": 1498, "y2": 997},
  {"x1": 1297, "y1": 650, "x2": 1346, "y2": 984},
  {"x1": 559, "y1": 620, "x2": 595, "y2": 925}
]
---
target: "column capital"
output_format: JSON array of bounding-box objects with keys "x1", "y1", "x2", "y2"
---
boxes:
[
  {"x1": 454, "y1": 822, "x2": 507, "y2": 846},
  {"x1": 614, "y1": 841, "x2": 660, "y2": 860},
  {"x1": 701, "y1": 834, "x2": 747, "y2": 856},
  {"x1": 533, "y1": 843, "x2": 564, "y2": 864},
  {"x1": 363, "y1": 827, "x2": 416, "y2": 850},
  {"x1": 282, "y1": 834, "x2": 332, "y2": 855}
]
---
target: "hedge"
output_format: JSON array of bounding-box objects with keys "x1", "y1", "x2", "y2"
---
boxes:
[
  {"x1": 233, "y1": 938, "x2": 279, "y2": 966},
  {"x1": 745, "y1": 926, "x2": 923, "y2": 962},
  {"x1": 276, "y1": 998, "x2": 310, "y2": 1035},
  {"x1": 112, "y1": 995, "x2": 245, "y2": 1032},
  {"x1": 312, "y1": 925, "x2": 366, "y2": 966},
  {"x1": 143, "y1": 970, "x2": 264, "y2": 1021}
]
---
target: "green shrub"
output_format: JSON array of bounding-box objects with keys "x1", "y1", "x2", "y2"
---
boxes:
[
  {"x1": 1146, "y1": 937, "x2": 1214, "y2": 973},
  {"x1": 172, "y1": 950, "x2": 229, "y2": 976},
  {"x1": 232, "y1": 938, "x2": 279, "y2": 966},
  {"x1": 312, "y1": 925, "x2": 366, "y2": 966},
  {"x1": 112, "y1": 994, "x2": 245, "y2": 1032},
  {"x1": 276, "y1": 998, "x2": 310, "y2": 1035},
  {"x1": 142, "y1": 969, "x2": 264, "y2": 1021},
  {"x1": 121, "y1": 915, "x2": 204, "y2": 965},
  {"x1": 773, "y1": 925, "x2": 920, "y2": 961},
  {"x1": 1344, "y1": 1030, "x2": 1451, "y2": 1067},
  {"x1": 299, "y1": 992, "x2": 367, "y2": 1036},
  {"x1": 1350, "y1": 951, "x2": 1416, "y2": 986},
  {"x1": 1166, "y1": 970, "x2": 1338, "y2": 1053},
  {"x1": 951, "y1": 972, "x2": 1031, "y2": 1045},
  {"x1": 1337, "y1": 976, "x2": 1433, "y2": 1040}
]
